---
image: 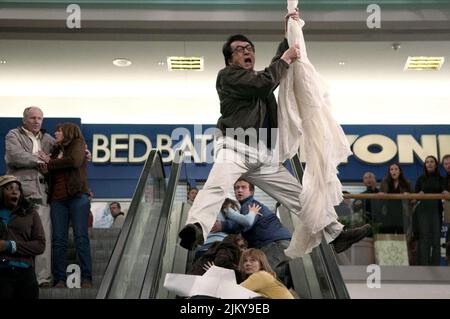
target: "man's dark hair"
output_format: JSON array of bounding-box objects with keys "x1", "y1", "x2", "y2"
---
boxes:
[
  {"x1": 222, "y1": 34, "x2": 255, "y2": 66},
  {"x1": 234, "y1": 178, "x2": 255, "y2": 192},
  {"x1": 109, "y1": 201, "x2": 121, "y2": 210}
]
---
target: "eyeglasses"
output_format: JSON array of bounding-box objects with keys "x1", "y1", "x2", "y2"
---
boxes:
[{"x1": 232, "y1": 44, "x2": 254, "y2": 55}]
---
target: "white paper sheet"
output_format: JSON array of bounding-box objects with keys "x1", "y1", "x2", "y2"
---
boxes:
[{"x1": 163, "y1": 266, "x2": 260, "y2": 299}]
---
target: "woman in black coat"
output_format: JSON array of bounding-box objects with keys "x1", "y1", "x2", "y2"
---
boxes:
[
  {"x1": 415, "y1": 155, "x2": 445, "y2": 266},
  {"x1": 380, "y1": 163, "x2": 413, "y2": 235}
]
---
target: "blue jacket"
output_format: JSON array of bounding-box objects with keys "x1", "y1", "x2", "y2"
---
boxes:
[{"x1": 222, "y1": 196, "x2": 291, "y2": 249}]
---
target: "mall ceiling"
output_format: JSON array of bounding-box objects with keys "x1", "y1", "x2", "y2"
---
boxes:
[
  {"x1": 1, "y1": 0, "x2": 450, "y2": 41},
  {"x1": 0, "y1": 1, "x2": 449, "y2": 102},
  {"x1": 1, "y1": 39, "x2": 448, "y2": 94}
]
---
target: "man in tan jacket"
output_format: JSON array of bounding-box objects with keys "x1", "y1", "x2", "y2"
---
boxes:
[{"x1": 5, "y1": 107, "x2": 54, "y2": 287}]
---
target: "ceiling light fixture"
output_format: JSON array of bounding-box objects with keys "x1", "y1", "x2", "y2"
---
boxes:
[
  {"x1": 0, "y1": 59, "x2": 7, "y2": 64},
  {"x1": 391, "y1": 43, "x2": 401, "y2": 51},
  {"x1": 112, "y1": 58, "x2": 132, "y2": 67},
  {"x1": 404, "y1": 56, "x2": 444, "y2": 71}
]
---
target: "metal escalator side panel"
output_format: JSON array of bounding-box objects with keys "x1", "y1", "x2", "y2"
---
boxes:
[
  {"x1": 279, "y1": 203, "x2": 322, "y2": 299},
  {"x1": 96, "y1": 150, "x2": 165, "y2": 299},
  {"x1": 163, "y1": 202, "x2": 194, "y2": 299},
  {"x1": 319, "y1": 240, "x2": 351, "y2": 299},
  {"x1": 289, "y1": 155, "x2": 350, "y2": 299},
  {"x1": 310, "y1": 247, "x2": 335, "y2": 299},
  {"x1": 140, "y1": 150, "x2": 184, "y2": 299},
  {"x1": 112, "y1": 204, "x2": 163, "y2": 298}
]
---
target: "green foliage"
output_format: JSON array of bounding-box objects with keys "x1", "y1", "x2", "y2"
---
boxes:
[{"x1": 338, "y1": 208, "x2": 381, "y2": 235}]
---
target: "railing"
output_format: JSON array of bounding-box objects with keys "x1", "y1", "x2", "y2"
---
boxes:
[
  {"x1": 335, "y1": 190, "x2": 450, "y2": 298},
  {"x1": 336, "y1": 191, "x2": 450, "y2": 268},
  {"x1": 344, "y1": 193, "x2": 450, "y2": 200}
]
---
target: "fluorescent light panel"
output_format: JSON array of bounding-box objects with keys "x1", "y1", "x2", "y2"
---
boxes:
[
  {"x1": 404, "y1": 56, "x2": 445, "y2": 71},
  {"x1": 167, "y1": 56, "x2": 203, "y2": 71}
]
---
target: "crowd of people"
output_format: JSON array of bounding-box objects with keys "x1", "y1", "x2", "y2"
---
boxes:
[
  {"x1": 2, "y1": 101, "x2": 450, "y2": 300},
  {"x1": 339, "y1": 156, "x2": 450, "y2": 266}
]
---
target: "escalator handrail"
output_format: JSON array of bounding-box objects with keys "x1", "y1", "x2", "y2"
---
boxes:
[
  {"x1": 289, "y1": 154, "x2": 350, "y2": 299},
  {"x1": 96, "y1": 150, "x2": 165, "y2": 299},
  {"x1": 318, "y1": 240, "x2": 350, "y2": 299},
  {"x1": 140, "y1": 149, "x2": 184, "y2": 299},
  {"x1": 290, "y1": 153, "x2": 303, "y2": 183}
]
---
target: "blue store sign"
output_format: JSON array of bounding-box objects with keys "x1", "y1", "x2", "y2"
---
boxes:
[{"x1": 1, "y1": 118, "x2": 449, "y2": 198}]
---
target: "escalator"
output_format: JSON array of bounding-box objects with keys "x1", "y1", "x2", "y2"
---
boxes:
[
  {"x1": 279, "y1": 155, "x2": 350, "y2": 299},
  {"x1": 96, "y1": 149, "x2": 183, "y2": 298},
  {"x1": 96, "y1": 150, "x2": 349, "y2": 299}
]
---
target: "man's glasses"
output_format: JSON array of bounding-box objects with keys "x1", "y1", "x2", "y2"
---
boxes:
[{"x1": 232, "y1": 44, "x2": 254, "y2": 55}]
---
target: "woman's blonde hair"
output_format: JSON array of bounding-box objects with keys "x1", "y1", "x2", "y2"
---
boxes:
[
  {"x1": 55, "y1": 123, "x2": 85, "y2": 147},
  {"x1": 239, "y1": 248, "x2": 276, "y2": 279}
]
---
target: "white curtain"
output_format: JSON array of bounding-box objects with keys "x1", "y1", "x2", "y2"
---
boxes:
[{"x1": 277, "y1": 0, "x2": 352, "y2": 258}]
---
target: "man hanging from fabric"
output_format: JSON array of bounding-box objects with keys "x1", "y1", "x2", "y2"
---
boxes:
[{"x1": 178, "y1": 2, "x2": 371, "y2": 259}]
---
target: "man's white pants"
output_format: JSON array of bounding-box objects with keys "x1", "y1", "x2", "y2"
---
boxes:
[
  {"x1": 35, "y1": 200, "x2": 52, "y2": 285},
  {"x1": 186, "y1": 138, "x2": 303, "y2": 241}
]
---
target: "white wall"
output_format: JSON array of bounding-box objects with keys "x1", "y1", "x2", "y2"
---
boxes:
[
  {"x1": 2, "y1": 81, "x2": 449, "y2": 125},
  {"x1": 1, "y1": 40, "x2": 449, "y2": 125}
]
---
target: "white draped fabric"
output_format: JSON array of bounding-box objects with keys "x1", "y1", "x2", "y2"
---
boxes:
[{"x1": 277, "y1": 0, "x2": 352, "y2": 258}]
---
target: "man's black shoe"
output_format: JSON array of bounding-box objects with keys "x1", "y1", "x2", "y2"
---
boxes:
[
  {"x1": 179, "y1": 223, "x2": 204, "y2": 250},
  {"x1": 332, "y1": 224, "x2": 371, "y2": 254}
]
